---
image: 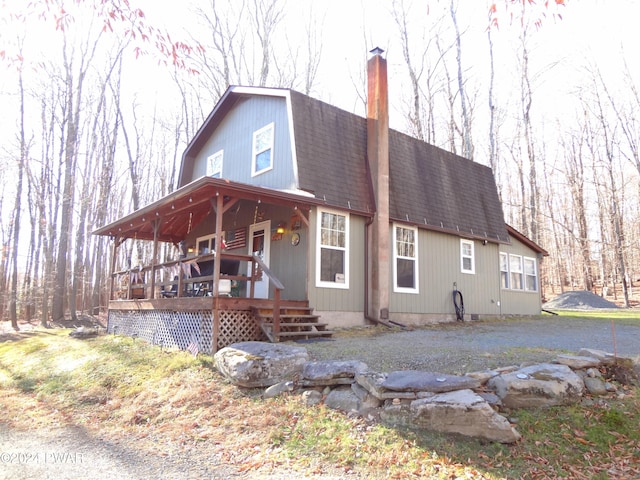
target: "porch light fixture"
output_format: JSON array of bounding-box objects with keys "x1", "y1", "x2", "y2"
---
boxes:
[{"x1": 276, "y1": 222, "x2": 286, "y2": 234}]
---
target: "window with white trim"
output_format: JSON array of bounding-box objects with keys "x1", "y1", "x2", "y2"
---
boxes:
[
  {"x1": 500, "y1": 252, "x2": 509, "y2": 289},
  {"x1": 206, "y1": 149, "x2": 223, "y2": 178},
  {"x1": 252, "y1": 122, "x2": 274, "y2": 176},
  {"x1": 460, "y1": 239, "x2": 475, "y2": 274},
  {"x1": 509, "y1": 254, "x2": 523, "y2": 290},
  {"x1": 393, "y1": 225, "x2": 418, "y2": 293},
  {"x1": 524, "y1": 257, "x2": 538, "y2": 291},
  {"x1": 500, "y1": 253, "x2": 538, "y2": 292},
  {"x1": 316, "y1": 209, "x2": 349, "y2": 288},
  {"x1": 196, "y1": 234, "x2": 221, "y2": 255}
]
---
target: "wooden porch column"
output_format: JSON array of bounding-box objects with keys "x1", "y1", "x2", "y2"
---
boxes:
[
  {"x1": 109, "y1": 236, "x2": 124, "y2": 301},
  {"x1": 150, "y1": 219, "x2": 160, "y2": 299},
  {"x1": 211, "y1": 194, "x2": 224, "y2": 352}
]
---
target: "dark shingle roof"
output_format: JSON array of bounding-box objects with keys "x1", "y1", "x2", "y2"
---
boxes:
[
  {"x1": 289, "y1": 90, "x2": 373, "y2": 214},
  {"x1": 290, "y1": 90, "x2": 508, "y2": 242},
  {"x1": 389, "y1": 130, "x2": 508, "y2": 242}
]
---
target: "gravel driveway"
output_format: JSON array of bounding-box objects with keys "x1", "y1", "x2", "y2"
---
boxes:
[
  {"x1": 1, "y1": 315, "x2": 638, "y2": 479},
  {"x1": 300, "y1": 316, "x2": 640, "y2": 375}
]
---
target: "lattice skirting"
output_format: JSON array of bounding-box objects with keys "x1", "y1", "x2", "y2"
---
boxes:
[{"x1": 107, "y1": 309, "x2": 268, "y2": 354}]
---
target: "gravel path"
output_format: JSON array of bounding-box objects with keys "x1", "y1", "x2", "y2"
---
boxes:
[{"x1": 300, "y1": 316, "x2": 640, "y2": 375}]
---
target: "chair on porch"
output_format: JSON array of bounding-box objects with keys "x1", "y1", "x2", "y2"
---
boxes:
[{"x1": 161, "y1": 276, "x2": 179, "y2": 298}]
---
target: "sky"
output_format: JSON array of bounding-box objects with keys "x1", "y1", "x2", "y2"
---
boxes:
[{"x1": 2, "y1": 0, "x2": 640, "y2": 179}]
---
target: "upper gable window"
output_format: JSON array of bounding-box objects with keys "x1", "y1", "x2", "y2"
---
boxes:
[
  {"x1": 393, "y1": 224, "x2": 418, "y2": 293},
  {"x1": 460, "y1": 239, "x2": 475, "y2": 274},
  {"x1": 252, "y1": 122, "x2": 274, "y2": 176},
  {"x1": 206, "y1": 150, "x2": 223, "y2": 178},
  {"x1": 316, "y1": 209, "x2": 349, "y2": 289}
]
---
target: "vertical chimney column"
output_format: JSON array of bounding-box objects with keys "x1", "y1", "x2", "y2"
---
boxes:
[{"x1": 367, "y1": 47, "x2": 390, "y2": 321}]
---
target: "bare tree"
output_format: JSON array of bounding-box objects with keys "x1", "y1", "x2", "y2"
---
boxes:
[{"x1": 449, "y1": 0, "x2": 473, "y2": 159}]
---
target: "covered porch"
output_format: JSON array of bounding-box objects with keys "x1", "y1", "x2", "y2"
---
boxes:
[{"x1": 94, "y1": 177, "x2": 333, "y2": 352}]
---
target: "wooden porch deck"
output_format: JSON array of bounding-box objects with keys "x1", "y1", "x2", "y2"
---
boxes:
[{"x1": 108, "y1": 290, "x2": 332, "y2": 354}]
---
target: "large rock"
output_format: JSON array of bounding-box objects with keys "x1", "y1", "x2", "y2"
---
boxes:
[
  {"x1": 488, "y1": 363, "x2": 584, "y2": 408},
  {"x1": 324, "y1": 386, "x2": 361, "y2": 413},
  {"x1": 381, "y1": 370, "x2": 480, "y2": 393},
  {"x1": 381, "y1": 389, "x2": 521, "y2": 444},
  {"x1": 214, "y1": 341, "x2": 308, "y2": 388}
]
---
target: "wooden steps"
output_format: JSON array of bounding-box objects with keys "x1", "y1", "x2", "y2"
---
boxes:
[{"x1": 252, "y1": 305, "x2": 333, "y2": 342}]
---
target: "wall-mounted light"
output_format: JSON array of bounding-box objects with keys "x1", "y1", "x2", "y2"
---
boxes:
[{"x1": 276, "y1": 222, "x2": 286, "y2": 234}]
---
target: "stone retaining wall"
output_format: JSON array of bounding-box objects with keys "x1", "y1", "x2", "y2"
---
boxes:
[{"x1": 214, "y1": 342, "x2": 639, "y2": 443}]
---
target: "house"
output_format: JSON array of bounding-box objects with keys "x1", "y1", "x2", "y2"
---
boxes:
[{"x1": 95, "y1": 49, "x2": 547, "y2": 354}]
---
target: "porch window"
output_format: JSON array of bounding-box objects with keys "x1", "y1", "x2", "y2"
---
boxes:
[
  {"x1": 206, "y1": 149, "x2": 223, "y2": 178},
  {"x1": 196, "y1": 234, "x2": 220, "y2": 255},
  {"x1": 393, "y1": 224, "x2": 418, "y2": 293},
  {"x1": 524, "y1": 257, "x2": 538, "y2": 291},
  {"x1": 509, "y1": 254, "x2": 523, "y2": 290},
  {"x1": 500, "y1": 252, "x2": 509, "y2": 289},
  {"x1": 460, "y1": 239, "x2": 475, "y2": 274},
  {"x1": 316, "y1": 209, "x2": 349, "y2": 288},
  {"x1": 252, "y1": 122, "x2": 274, "y2": 176}
]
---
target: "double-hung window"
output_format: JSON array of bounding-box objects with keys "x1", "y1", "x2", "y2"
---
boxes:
[
  {"x1": 252, "y1": 122, "x2": 274, "y2": 176},
  {"x1": 206, "y1": 150, "x2": 223, "y2": 178},
  {"x1": 394, "y1": 225, "x2": 418, "y2": 292},
  {"x1": 460, "y1": 239, "x2": 475, "y2": 274},
  {"x1": 316, "y1": 209, "x2": 349, "y2": 288},
  {"x1": 500, "y1": 253, "x2": 538, "y2": 292},
  {"x1": 509, "y1": 254, "x2": 523, "y2": 290},
  {"x1": 524, "y1": 257, "x2": 538, "y2": 291},
  {"x1": 500, "y1": 252, "x2": 509, "y2": 289}
]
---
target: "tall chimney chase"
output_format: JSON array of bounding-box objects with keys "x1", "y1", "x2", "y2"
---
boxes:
[{"x1": 367, "y1": 47, "x2": 390, "y2": 321}]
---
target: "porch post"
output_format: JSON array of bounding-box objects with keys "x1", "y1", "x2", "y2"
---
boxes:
[
  {"x1": 109, "y1": 236, "x2": 123, "y2": 301},
  {"x1": 150, "y1": 220, "x2": 160, "y2": 299},
  {"x1": 211, "y1": 194, "x2": 224, "y2": 352}
]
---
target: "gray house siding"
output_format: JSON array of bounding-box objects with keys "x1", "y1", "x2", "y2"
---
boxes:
[
  {"x1": 390, "y1": 229, "x2": 502, "y2": 319},
  {"x1": 499, "y1": 236, "x2": 543, "y2": 315},
  {"x1": 190, "y1": 96, "x2": 297, "y2": 190},
  {"x1": 183, "y1": 201, "x2": 308, "y2": 301},
  {"x1": 307, "y1": 209, "x2": 365, "y2": 316}
]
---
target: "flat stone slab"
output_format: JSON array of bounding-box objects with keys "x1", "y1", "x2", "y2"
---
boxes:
[
  {"x1": 381, "y1": 370, "x2": 480, "y2": 393},
  {"x1": 303, "y1": 360, "x2": 368, "y2": 381},
  {"x1": 555, "y1": 354, "x2": 601, "y2": 369}
]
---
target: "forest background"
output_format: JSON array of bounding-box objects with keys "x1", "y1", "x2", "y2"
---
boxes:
[{"x1": 1, "y1": 0, "x2": 639, "y2": 329}]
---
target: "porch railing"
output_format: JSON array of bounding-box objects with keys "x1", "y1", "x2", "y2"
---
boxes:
[{"x1": 110, "y1": 252, "x2": 284, "y2": 305}]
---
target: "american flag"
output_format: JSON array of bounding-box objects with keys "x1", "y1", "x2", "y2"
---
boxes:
[
  {"x1": 225, "y1": 228, "x2": 247, "y2": 250},
  {"x1": 187, "y1": 335, "x2": 200, "y2": 357}
]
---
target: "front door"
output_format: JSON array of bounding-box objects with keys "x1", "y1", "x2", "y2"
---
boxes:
[{"x1": 247, "y1": 220, "x2": 271, "y2": 298}]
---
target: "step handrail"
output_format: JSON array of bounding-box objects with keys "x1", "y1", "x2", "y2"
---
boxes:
[{"x1": 252, "y1": 255, "x2": 284, "y2": 340}]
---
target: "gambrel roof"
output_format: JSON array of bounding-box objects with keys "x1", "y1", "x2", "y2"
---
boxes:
[
  {"x1": 172, "y1": 86, "x2": 509, "y2": 244},
  {"x1": 288, "y1": 90, "x2": 508, "y2": 243}
]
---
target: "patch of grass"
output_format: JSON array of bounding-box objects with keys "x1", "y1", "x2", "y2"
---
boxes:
[
  {"x1": 1, "y1": 326, "x2": 639, "y2": 479},
  {"x1": 549, "y1": 309, "x2": 640, "y2": 326}
]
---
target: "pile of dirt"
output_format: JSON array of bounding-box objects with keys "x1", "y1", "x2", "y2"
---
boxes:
[{"x1": 543, "y1": 290, "x2": 618, "y2": 310}]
